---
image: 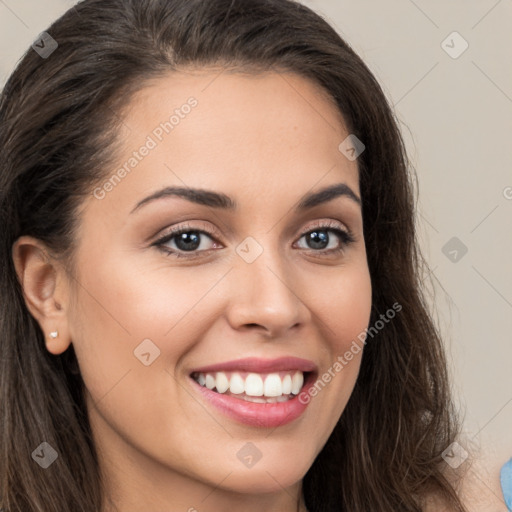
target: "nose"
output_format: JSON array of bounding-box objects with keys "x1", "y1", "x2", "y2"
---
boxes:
[{"x1": 225, "y1": 246, "x2": 309, "y2": 338}]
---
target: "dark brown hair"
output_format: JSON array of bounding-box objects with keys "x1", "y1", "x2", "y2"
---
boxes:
[{"x1": 0, "y1": 0, "x2": 467, "y2": 510}]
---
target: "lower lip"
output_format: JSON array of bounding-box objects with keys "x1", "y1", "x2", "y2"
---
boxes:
[{"x1": 190, "y1": 374, "x2": 314, "y2": 428}]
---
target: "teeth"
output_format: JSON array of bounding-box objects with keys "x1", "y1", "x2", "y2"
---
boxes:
[
  {"x1": 205, "y1": 374, "x2": 215, "y2": 390},
  {"x1": 282, "y1": 374, "x2": 292, "y2": 394},
  {"x1": 215, "y1": 372, "x2": 230, "y2": 393},
  {"x1": 193, "y1": 370, "x2": 306, "y2": 399},
  {"x1": 245, "y1": 374, "x2": 263, "y2": 396},
  {"x1": 291, "y1": 372, "x2": 304, "y2": 395},
  {"x1": 263, "y1": 373, "x2": 282, "y2": 397},
  {"x1": 229, "y1": 373, "x2": 245, "y2": 394}
]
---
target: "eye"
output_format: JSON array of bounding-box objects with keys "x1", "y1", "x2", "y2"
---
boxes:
[
  {"x1": 294, "y1": 220, "x2": 355, "y2": 255},
  {"x1": 152, "y1": 220, "x2": 356, "y2": 259},
  {"x1": 153, "y1": 222, "x2": 221, "y2": 259}
]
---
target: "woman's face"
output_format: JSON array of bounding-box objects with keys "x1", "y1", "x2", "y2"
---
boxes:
[{"x1": 65, "y1": 70, "x2": 372, "y2": 507}]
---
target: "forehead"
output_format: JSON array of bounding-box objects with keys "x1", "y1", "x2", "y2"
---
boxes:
[
  {"x1": 85, "y1": 69, "x2": 360, "y2": 218},
  {"x1": 126, "y1": 67, "x2": 347, "y2": 131}
]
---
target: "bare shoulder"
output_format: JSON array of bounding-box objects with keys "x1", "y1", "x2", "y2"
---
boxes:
[
  {"x1": 457, "y1": 456, "x2": 509, "y2": 512},
  {"x1": 424, "y1": 455, "x2": 508, "y2": 512}
]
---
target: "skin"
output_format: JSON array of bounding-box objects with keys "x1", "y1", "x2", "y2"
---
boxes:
[
  {"x1": 426, "y1": 448, "x2": 510, "y2": 512},
  {"x1": 13, "y1": 70, "x2": 372, "y2": 512}
]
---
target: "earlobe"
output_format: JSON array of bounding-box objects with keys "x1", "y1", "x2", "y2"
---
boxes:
[{"x1": 12, "y1": 236, "x2": 72, "y2": 355}]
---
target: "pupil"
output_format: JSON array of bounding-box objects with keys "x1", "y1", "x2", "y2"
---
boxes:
[
  {"x1": 176, "y1": 232, "x2": 201, "y2": 251},
  {"x1": 308, "y1": 230, "x2": 328, "y2": 249}
]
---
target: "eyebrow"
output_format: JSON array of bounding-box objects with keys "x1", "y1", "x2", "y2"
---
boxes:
[{"x1": 130, "y1": 182, "x2": 361, "y2": 214}]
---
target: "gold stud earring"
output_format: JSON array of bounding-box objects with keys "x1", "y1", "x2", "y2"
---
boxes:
[{"x1": 49, "y1": 330, "x2": 59, "y2": 339}]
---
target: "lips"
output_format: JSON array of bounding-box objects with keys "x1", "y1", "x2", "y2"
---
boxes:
[
  {"x1": 188, "y1": 357, "x2": 318, "y2": 427},
  {"x1": 191, "y1": 369, "x2": 306, "y2": 399},
  {"x1": 189, "y1": 356, "x2": 318, "y2": 374}
]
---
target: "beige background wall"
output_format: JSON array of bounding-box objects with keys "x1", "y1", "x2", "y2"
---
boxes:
[{"x1": 1, "y1": 0, "x2": 511, "y2": 502}]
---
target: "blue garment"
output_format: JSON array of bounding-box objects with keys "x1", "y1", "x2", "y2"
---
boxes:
[{"x1": 501, "y1": 458, "x2": 512, "y2": 511}]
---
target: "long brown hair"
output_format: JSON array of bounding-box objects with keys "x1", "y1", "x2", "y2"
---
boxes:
[{"x1": 0, "y1": 0, "x2": 467, "y2": 510}]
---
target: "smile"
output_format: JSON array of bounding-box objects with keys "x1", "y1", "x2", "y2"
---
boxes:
[
  {"x1": 191, "y1": 370, "x2": 305, "y2": 403},
  {"x1": 188, "y1": 357, "x2": 318, "y2": 428}
]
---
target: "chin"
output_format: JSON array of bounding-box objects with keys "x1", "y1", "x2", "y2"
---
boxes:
[{"x1": 215, "y1": 459, "x2": 309, "y2": 494}]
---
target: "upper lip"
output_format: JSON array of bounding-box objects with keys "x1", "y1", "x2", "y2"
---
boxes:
[{"x1": 190, "y1": 356, "x2": 318, "y2": 375}]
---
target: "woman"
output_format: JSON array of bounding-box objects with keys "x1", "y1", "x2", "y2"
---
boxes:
[{"x1": 0, "y1": 0, "x2": 489, "y2": 510}]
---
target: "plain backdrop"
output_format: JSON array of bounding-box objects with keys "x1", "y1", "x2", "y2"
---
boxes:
[{"x1": 1, "y1": 0, "x2": 511, "y2": 502}]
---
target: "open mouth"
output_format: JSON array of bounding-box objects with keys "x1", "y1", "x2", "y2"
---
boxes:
[{"x1": 190, "y1": 370, "x2": 313, "y2": 404}]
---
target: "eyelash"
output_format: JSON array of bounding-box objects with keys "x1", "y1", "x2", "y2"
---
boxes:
[{"x1": 152, "y1": 220, "x2": 356, "y2": 259}]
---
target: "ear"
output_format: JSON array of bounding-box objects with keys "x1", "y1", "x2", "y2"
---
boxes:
[{"x1": 12, "y1": 236, "x2": 72, "y2": 355}]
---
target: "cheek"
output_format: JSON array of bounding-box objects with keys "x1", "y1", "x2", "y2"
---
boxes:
[
  {"x1": 68, "y1": 254, "x2": 224, "y2": 463},
  {"x1": 71, "y1": 247, "x2": 218, "y2": 337},
  {"x1": 331, "y1": 273, "x2": 372, "y2": 350},
  {"x1": 305, "y1": 260, "x2": 372, "y2": 351},
  {"x1": 67, "y1": 249, "x2": 223, "y2": 405},
  {"x1": 300, "y1": 260, "x2": 372, "y2": 424}
]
